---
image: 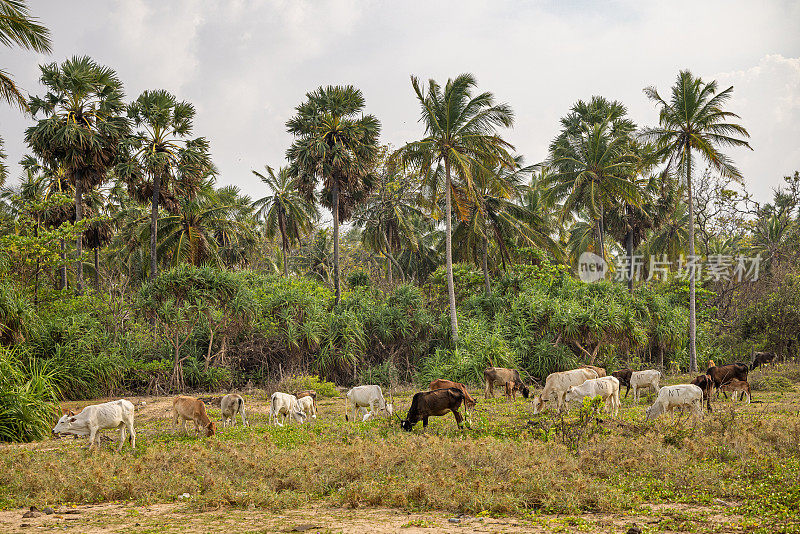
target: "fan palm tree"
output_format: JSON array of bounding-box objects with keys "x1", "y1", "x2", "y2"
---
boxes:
[
  {"x1": 25, "y1": 56, "x2": 128, "y2": 295},
  {"x1": 252, "y1": 165, "x2": 318, "y2": 276},
  {"x1": 643, "y1": 69, "x2": 751, "y2": 372},
  {"x1": 394, "y1": 73, "x2": 514, "y2": 342},
  {"x1": 286, "y1": 85, "x2": 381, "y2": 303},
  {"x1": 1, "y1": 0, "x2": 51, "y2": 111},
  {"x1": 118, "y1": 89, "x2": 214, "y2": 281}
]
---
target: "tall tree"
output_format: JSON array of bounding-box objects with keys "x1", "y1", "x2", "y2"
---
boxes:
[
  {"x1": 395, "y1": 74, "x2": 514, "y2": 342},
  {"x1": 1, "y1": 0, "x2": 51, "y2": 111},
  {"x1": 643, "y1": 70, "x2": 751, "y2": 372},
  {"x1": 26, "y1": 56, "x2": 128, "y2": 295},
  {"x1": 118, "y1": 89, "x2": 214, "y2": 281},
  {"x1": 286, "y1": 85, "x2": 381, "y2": 303},
  {"x1": 252, "y1": 165, "x2": 318, "y2": 276}
]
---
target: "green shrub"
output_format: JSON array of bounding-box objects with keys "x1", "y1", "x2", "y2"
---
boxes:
[
  {"x1": 0, "y1": 348, "x2": 57, "y2": 442},
  {"x1": 360, "y1": 360, "x2": 399, "y2": 388},
  {"x1": 279, "y1": 374, "x2": 339, "y2": 397},
  {"x1": 346, "y1": 269, "x2": 371, "y2": 288}
]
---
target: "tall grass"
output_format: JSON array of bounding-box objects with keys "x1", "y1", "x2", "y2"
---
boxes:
[{"x1": 0, "y1": 347, "x2": 57, "y2": 442}]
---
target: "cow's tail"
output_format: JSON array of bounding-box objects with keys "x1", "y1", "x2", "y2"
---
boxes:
[{"x1": 344, "y1": 395, "x2": 349, "y2": 421}]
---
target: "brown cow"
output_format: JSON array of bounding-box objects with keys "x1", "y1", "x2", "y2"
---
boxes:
[
  {"x1": 721, "y1": 378, "x2": 752, "y2": 404},
  {"x1": 400, "y1": 388, "x2": 465, "y2": 431},
  {"x1": 429, "y1": 379, "x2": 476, "y2": 410},
  {"x1": 483, "y1": 367, "x2": 530, "y2": 399},
  {"x1": 706, "y1": 363, "x2": 749, "y2": 398},
  {"x1": 690, "y1": 374, "x2": 714, "y2": 412},
  {"x1": 173, "y1": 396, "x2": 216, "y2": 437},
  {"x1": 295, "y1": 390, "x2": 317, "y2": 413},
  {"x1": 581, "y1": 365, "x2": 607, "y2": 378}
]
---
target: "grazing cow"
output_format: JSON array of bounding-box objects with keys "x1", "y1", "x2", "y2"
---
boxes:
[
  {"x1": 690, "y1": 374, "x2": 714, "y2": 412},
  {"x1": 721, "y1": 378, "x2": 752, "y2": 404},
  {"x1": 645, "y1": 384, "x2": 704, "y2": 422},
  {"x1": 400, "y1": 388, "x2": 465, "y2": 431},
  {"x1": 564, "y1": 376, "x2": 621, "y2": 416},
  {"x1": 581, "y1": 365, "x2": 607, "y2": 378},
  {"x1": 297, "y1": 395, "x2": 317, "y2": 420},
  {"x1": 706, "y1": 363, "x2": 749, "y2": 397},
  {"x1": 628, "y1": 370, "x2": 662, "y2": 403},
  {"x1": 220, "y1": 394, "x2": 248, "y2": 427},
  {"x1": 269, "y1": 392, "x2": 306, "y2": 426},
  {"x1": 429, "y1": 379, "x2": 476, "y2": 412},
  {"x1": 295, "y1": 390, "x2": 317, "y2": 412},
  {"x1": 344, "y1": 385, "x2": 393, "y2": 422},
  {"x1": 750, "y1": 352, "x2": 776, "y2": 371},
  {"x1": 611, "y1": 369, "x2": 633, "y2": 397},
  {"x1": 532, "y1": 368, "x2": 598, "y2": 414},
  {"x1": 483, "y1": 367, "x2": 530, "y2": 399},
  {"x1": 53, "y1": 399, "x2": 136, "y2": 451},
  {"x1": 173, "y1": 396, "x2": 216, "y2": 437}
]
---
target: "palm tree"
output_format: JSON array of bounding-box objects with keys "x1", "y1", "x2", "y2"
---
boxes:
[
  {"x1": 252, "y1": 165, "x2": 318, "y2": 276},
  {"x1": 286, "y1": 85, "x2": 381, "y2": 303},
  {"x1": 1, "y1": 0, "x2": 51, "y2": 111},
  {"x1": 118, "y1": 89, "x2": 214, "y2": 281},
  {"x1": 395, "y1": 74, "x2": 514, "y2": 342},
  {"x1": 544, "y1": 97, "x2": 640, "y2": 261},
  {"x1": 0, "y1": 136, "x2": 7, "y2": 185},
  {"x1": 643, "y1": 70, "x2": 751, "y2": 372},
  {"x1": 26, "y1": 56, "x2": 128, "y2": 295}
]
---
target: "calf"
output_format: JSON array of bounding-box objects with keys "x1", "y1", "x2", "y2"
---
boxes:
[
  {"x1": 750, "y1": 352, "x2": 776, "y2": 371},
  {"x1": 532, "y1": 367, "x2": 597, "y2": 414},
  {"x1": 690, "y1": 374, "x2": 714, "y2": 412},
  {"x1": 173, "y1": 396, "x2": 216, "y2": 437},
  {"x1": 581, "y1": 365, "x2": 607, "y2": 378},
  {"x1": 611, "y1": 369, "x2": 633, "y2": 397},
  {"x1": 295, "y1": 390, "x2": 317, "y2": 414},
  {"x1": 53, "y1": 399, "x2": 136, "y2": 451},
  {"x1": 721, "y1": 378, "x2": 752, "y2": 404},
  {"x1": 706, "y1": 363, "x2": 749, "y2": 397},
  {"x1": 220, "y1": 394, "x2": 248, "y2": 427},
  {"x1": 297, "y1": 395, "x2": 317, "y2": 420},
  {"x1": 269, "y1": 392, "x2": 306, "y2": 426},
  {"x1": 645, "y1": 384, "x2": 704, "y2": 422},
  {"x1": 629, "y1": 370, "x2": 662, "y2": 403},
  {"x1": 429, "y1": 379, "x2": 476, "y2": 412},
  {"x1": 564, "y1": 376, "x2": 621, "y2": 416},
  {"x1": 483, "y1": 367, "x2": 530, "y2": 399},
  {"x1": 344, "y1": 385, "x2": 393, "y2": 422},
  {"x1": 400, "y1": 388, "x2": 465, "y2": 431}
]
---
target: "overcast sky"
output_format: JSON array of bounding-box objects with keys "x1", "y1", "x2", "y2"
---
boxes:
[{"x1": 1, "y1": 0, "x2": 799, "y2": 204}]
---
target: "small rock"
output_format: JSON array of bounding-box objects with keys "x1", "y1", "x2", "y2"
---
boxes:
[
  {"x1": 290, "y1": 525, "x2": 318, "y2": 532},
  {"x1": 20, "y1": 523, "x2": 31, "y2": 528},
  {"x1": 627, "y1": 525, "x2": 642, "y2": 534},
  {"x1": 43, "y1": 507, "x2": 55, "y2": 515},
  {"x1": 22, "y1": 506, "x2": 41, "y2": 519},
  {"x1": 178, "y1": 493, "x2": 192, "y2": 500},
  {"x1": 448, "y1": 518, "x2": 461, "y2": 524}
]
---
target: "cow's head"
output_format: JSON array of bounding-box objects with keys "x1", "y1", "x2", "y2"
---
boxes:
[
  {"x1": 291, "y1": 410, "x2": 307, "y2": 424},
  {"x1": 384, "y1": 403, "x2": 393, "y2": 416},
  {"x1": 53, "y1": 414, "x2": 81, "y2": 435},
  {"x1": 518, "y1": 383, "x2": 530, "y2": 399},
  {"x1": 203, "y1": 420, "x2": 217, "y2": 437},
  {"x1": 531, "y1": 395, "x2": 546, "y2": 415},
  {"x1": 400, "y1": 419, "x2": 414, "y2": 432},
  {"x1": 563, "y1": 387, "x2": 577, "y2": 405},
  {"x1": 644, "y1": 405, "x2": 658, "y2": 421}
]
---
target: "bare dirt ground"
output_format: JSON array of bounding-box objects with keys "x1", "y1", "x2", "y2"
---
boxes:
[{"x1": 0, "y1": 501, "x2": 745, "y2": 534}]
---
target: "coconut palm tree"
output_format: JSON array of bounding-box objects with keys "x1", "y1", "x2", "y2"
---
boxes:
[
  {"x1": 0, "y1": 136, "x2": 7, "y2": 186},
  {"x1": 252, "y1": 165, "x2": 318, "y2": 276},
  {"x1": 643, "y1": 69, "x2": 751, "y2": 372},
  {"x1": 25, "y1": 56, "x2": 128, "y2": 295},
  {"x1": 1, "y1": 0, "x2": 51, "y2": 111},
  {"x1": 118, "y1": 89, "x2": 215, "y2": 281},
  {"x1": 286, "y1": 85, "x2": 381, "y2": 303},
  {"x1": 394, "y1": 73, "x2": 514, "y2": 342}
]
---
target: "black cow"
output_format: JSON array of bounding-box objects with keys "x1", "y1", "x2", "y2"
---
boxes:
[
  {"x1": 400, "y1": 388, "x2": 465, "y2": 431},
  {"x1": 611, "y1": 369, "x2": 633, "y2": 397},
  {"x1": 750, "y1": 352, "x2": 776, "y2": 370}
]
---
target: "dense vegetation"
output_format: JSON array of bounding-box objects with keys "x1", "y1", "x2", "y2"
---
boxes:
[{"x1": 1, "y1": 1, "x2": 799, "y2": 444}]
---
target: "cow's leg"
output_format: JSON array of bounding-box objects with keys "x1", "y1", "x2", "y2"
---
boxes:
[
  {"x1": 422, "y1": 417, "x2": 429, "y2": 428},
  {"x1": 88, "y1": 424, "x2": 99, "y2": 451},
  {"x1": 484, "y1": 378, "x2": 491, "y2": 399},
  {"x1": 241, "y1": 406, "x2": 248, "y2": 426},
  {"x1": 624, "y1": 384, "x2": 630, "y2": 398},
  {"x1": 128, "y1": 418, "x2": 136, "y2": 449},
  {"x1": 118, "y1": 422, "x2": 126, "y2": 451},
  {"x1": 453, "y1": 410, "x2": 464, "y2": 429}
]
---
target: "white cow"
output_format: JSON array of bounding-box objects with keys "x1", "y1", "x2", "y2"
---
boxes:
[
  {"x1": 52, "y1": 399, "x2": 135, "y2": 451},
  {"x1": 220, "y1": 394, "x2": 248, "y2": 427},
  {"x1": 345, "y1": 385, "x2": 393, "y2": 422},
  {"x1": 297, "y1": 395, "x2": 317, "y2": 420},
  {"x1": 629, "y1": 370, "x2": 662, "y2": 403},
  {"x1": 269, "y1": 392, "x2": 306, "y2": 426},
  {"x1": 645, "y1": 384, "x2": 704, "y2": 422},
  {"x1": 532, "y1": 368, "x2": 598, "y2": 414},
  {"x1": 564, "y1": 376, "x2": 621, "y2": 416}
]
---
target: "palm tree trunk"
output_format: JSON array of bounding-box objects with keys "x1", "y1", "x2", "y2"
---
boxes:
[
  {"x1": 282, "y1": 240, "x2": 288, "y2": 277},
  {"x1": 150, "y1": 171, "x2": 161, "y2": 281},
  {"x1": 332, "y1": 180, "x2": 341, "y2": 304},
  {"x1": 482, "y1": 235, "x2": 491, "y2": 297},
  {"x1": 387, "y1": 254, "x2": 393, "y2": 284},
  {"x1": 74, "y1": 172, "x2": 83, "y2": 295},
  {"x1": 686, "y1": 150, "x2": 698, "y2": 373},
  {"x1": 94, "y1": 247, "x2": 100, "y2": 292},
  {"x1": 444, "y1": 158, "x2": 459, "y2": 343},
  {"x1": 59, "y1": 239, "x2": 67, "y2": 290},
  {"x1": 626, "y1": 229, "x2": 634, "y2": 292}
]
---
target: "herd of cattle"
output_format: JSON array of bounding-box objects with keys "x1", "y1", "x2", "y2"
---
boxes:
[{"x1": 51, "y1": 356, "x2": 770, "y2": 450}]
